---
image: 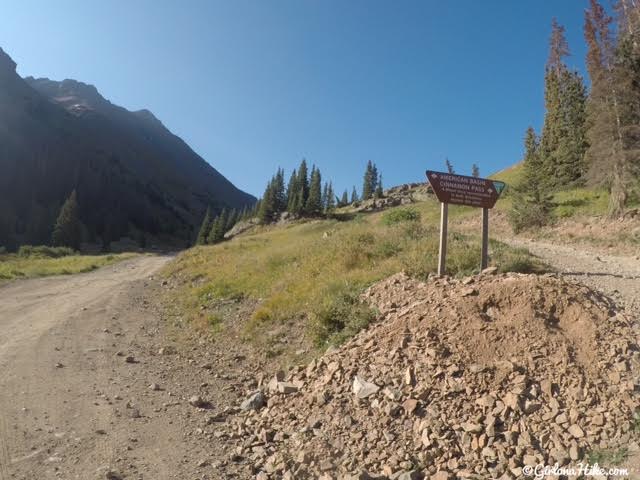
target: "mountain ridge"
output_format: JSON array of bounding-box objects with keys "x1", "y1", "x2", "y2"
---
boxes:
[{"x1": 0, "y1": 47, "x2": 255, "y2": 250}]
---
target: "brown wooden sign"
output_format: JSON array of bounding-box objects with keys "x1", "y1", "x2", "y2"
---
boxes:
[
  {"x1": 426, "y1": 170, "x2": 505, "y2": 209},
  {"x1": 426, "y1": 169, "x2": 507, "y2": 275}
]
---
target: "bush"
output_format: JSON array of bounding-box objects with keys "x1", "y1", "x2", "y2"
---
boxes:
[
  {"x1": 490, "y1": 241, "x2": 547, "y2": 274},
  {"x1": 0, "y1": 246, "x2": 6, "y2": 255},
  {"x1": 508, "y1": 195, "x2": 554, "y2": 233},
  {"x1": 382, "y1": 207, "x2": 421, "y2": 225},
  {"x1": 310, "y1": 283, "x2": 377, "y2": 347},
  {"x1": 17, "y1": 245, "x2": 75, "y2": 258}
]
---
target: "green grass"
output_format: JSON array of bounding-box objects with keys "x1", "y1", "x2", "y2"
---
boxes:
[
  {"x1": 490, "y1": 162, "x2": 524, "y2": 190},
  {"x1": 164, "y1": 202, "x2": 546, "y2": 349},
  {"x1": 587, "y1": 447, "x2": 629, "y2": 466},
  {"x1": 553, "y1": 188, "x2": 610, "y2": 217},
  {"x1": 381, "y1": 207, "x2": 421, "y2": 225},
  {"x1": 0, "y1": 251, "x2": 136, "y2": 280},
  {"x1": 490, "y1": 163, "x2": 619, "y2": 219}
]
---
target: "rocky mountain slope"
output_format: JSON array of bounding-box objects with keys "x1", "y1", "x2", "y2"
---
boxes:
[{"x1": 0, "y1": 47, "x2": 255, "y2": 249}]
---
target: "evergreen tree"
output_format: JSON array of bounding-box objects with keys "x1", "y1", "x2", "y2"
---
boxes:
[
  {"x1": 370, "y1": 163, "x2": 378, "y2": 194},
  {"x1": 206, "y1": 215, "x2": 218, "y2": 244},
  {"x1": 273, "y1": 168, "x2": 286, "y2": 213},
  {"x1": 471, "y1": 164, "x2": 480, "y2": 177},
  {"x1": 351, "y1": 186, "x2": 358, "y2": 204},
  {"x1": 212, "y1": 208, "x2": 228, "y2": 243},
  {"x1": 239, "y1": 206, "x2": 248, "y2": 222},
  {"x1": 445, "y1": 158, "x2": 455, "y2": 174},
  {"x1": 362, "y1": 160, "x2": 375, "y2": 200},
  {"x1": 226, "y1": 208, "x2": 238, "y2": 231},
  {"x1": 258, "y1": 178, "x2": 277, "y2": 224},
  {"x1": 509, "y1": 128, "x2": 554, "y2": 232},
  {"x1": 306, "y1": 166, "x2": 323, "y2": 215},
  {"x1": 340, "y1": 190, "x2": 349, "y2": 207},
  {"x1": 540, "y1": 19, "x2": 588, "y2": 189},
  {"x1": 196, "y1": 206, "x2": 212, "y2": 245},
  {"x1": 322, "y1": 182, "x2": 329, "y2": 212},
  {"x1": 325, "y1": 182, "x2": 336, "y2": 213},
  {"x1": 374, "y1": 174, "x2": 384, "y2": 198},
  {"x1": 615, "y1": 2, "x2": 640, "y2": 199},
  {"x1": 584, "y1": 0, "x2": 640, "y2": 216},
  {"x1": 286, "y1": 168, "x2": 297, "y2": 212},
  {"x1": 51, "y1": 190, "x2": 82, "y2": 250},
  {"x1": 252, "y1": 200, "x2": 261, "y2": 218},
  {"x1": 297, "y1": 159, "x2": 309, "y2": 206},
  {"x1": 290, "y1": 160, "x2": 309, "y2": 215}
]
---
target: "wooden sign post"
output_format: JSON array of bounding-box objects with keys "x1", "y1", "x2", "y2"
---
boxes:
[{"x1": 426, "y1": 170, "x2": 505, "y2": 276}]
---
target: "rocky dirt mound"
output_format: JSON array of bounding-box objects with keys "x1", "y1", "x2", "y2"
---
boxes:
[{"x1": 226, "y1": 272, "x2": 639, "y2": 479}]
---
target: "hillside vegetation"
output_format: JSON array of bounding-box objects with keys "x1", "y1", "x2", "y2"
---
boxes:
[
  {"x1": 0, "y1": 247, "x2": 135, "y2": 281},
  {"x1": 492, "y1": 162, "x2": 618, "y2": 219},
  {"x1": 164, "y1": 200, "x2": 546, "y2": 353}
]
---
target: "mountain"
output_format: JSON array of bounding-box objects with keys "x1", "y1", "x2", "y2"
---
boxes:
[{"x1": 0, "y1": 47, "x2": 255, "y2": 250}]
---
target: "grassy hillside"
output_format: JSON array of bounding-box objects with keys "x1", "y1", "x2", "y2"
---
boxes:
[
  {"x1": 0, "y1": 247, "x2": 135, "y2": 281},
  {"x1": 164, "y1": 200, "x2": 545, "y2": 353},
  {"x1": 491, "y1": 162, "x2": 614, "y2": 218}
]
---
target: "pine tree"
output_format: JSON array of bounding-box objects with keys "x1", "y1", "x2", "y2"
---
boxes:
[
  {"x1": 259, "y1": 178, "x2": 277, "y2": 224},
  {"x1": 340, "y1": 190, "x2": 349, "y2": 207},
  {"x1": 206, "y1": 215, "x2": 218, "y2": 244},
  {"x1": 226, "y1": 208, "x2": 238, "y2": 231},
  {"x1": 290, "y1": 160, "x2": 309, "y2": 215},
  {"x1": 445, "y1": 158, "x2": 455, "y2": 174},
  {"x1": 51, "y1": 190, "x2": 82, "y2": 250},
  {"x1": 325, "y1": 182, "x2": 335, "y2": 213},
  {"x1": 509, "y1": 128, "x2": 554, "y2": 232},
  {"x1": 351, "y1": 186, "x2": 358, "y2": 204},
  {"x1": 252, "y1": 200, "x2": 261, "y2": 218},
  {"x1": 471, "y1": 164, "x2": 480, "y2": 177},
  {"x1": 239, "y1": 206, "x2": 248, "y2": 222},
  {"x1": 322, "y1": 182, "x2": 329, "y2": 212},
  {"x1": 196, "y1": 206, "x2": 212, "y2": 245},
  {"x1": 273, "y1": 168, "x2": 286, "y2": 213},
  {"x1": 374, "y1": 174, "x2": 384, "y2": 198},
  {"x1": 213, "y1": 208, "x2": 228, "y2": 242},
  {"x1": 540, "y1": 19, "x2": 588, "y2": 189},
  {"x1": 615, "y1": 2, "x2": 640, "y2": 199},
  {"x1": 584, "y1": 0, "x2": 640, "y2": 216},
  {"x1": 306, "y1": 166, "x2": 323, "y2": 216},
  {"x1": 286, "y1": 168, "x2": 297, "y2": 212},
  {"x1": 297, "y1": 159, "x2": 309, "y2": 206},
  {"x1": 362, "y1": 161, "x2": 378, "y2": 200},
  {"x1": 370, "y1": 163, "x2": 378, "y2": 195}
]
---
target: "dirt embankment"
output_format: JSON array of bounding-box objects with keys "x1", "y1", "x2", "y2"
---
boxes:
[{"x1": 221, "y1": 272, "x2": 638, "y2": 479}]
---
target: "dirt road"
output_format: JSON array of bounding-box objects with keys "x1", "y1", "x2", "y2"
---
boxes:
[
  {"x1": 0, "y1": 255, "x2": 218, "y2": 480},
  {"x1": 506, "y1": 239, "x2": 640, "y2": 317}
]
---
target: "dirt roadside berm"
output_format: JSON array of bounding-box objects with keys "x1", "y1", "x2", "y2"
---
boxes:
[{"x1": 225, "y1": 271, "x2": 639, "y2": 479}]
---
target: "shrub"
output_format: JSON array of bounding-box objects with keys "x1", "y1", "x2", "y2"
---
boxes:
[
  {"x1": 18, "y1": 245, "x2": 75, "y2": 258},
  {"x1": 0, "y1": 246, "x2": 6, "y2": 255},
  {"x1": 310, "y1": 283, "x2": 377, "y2": 347},
  {"x1": 207, "y1": 314, "x2": 224, "y2": 333},
  {"x1": 499, "y1": 255, "x2": 537, "y2": 273},
  {"x1": 382, "y1": 208, "x2": 421, "y2": 225},
  {"x1": 508, "y1": 195, "x2": 554, "y2": 233}
]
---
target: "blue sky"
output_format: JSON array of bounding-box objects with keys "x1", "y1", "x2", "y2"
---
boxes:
[{"x1": 1, "y1": 0, "x2": 591, "y2": 197}]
